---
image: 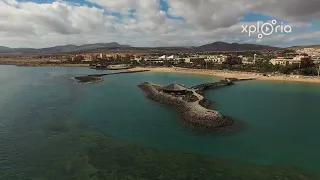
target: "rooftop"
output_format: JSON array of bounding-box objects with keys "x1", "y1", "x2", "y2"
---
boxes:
[{"x1": 162, "y1": 83, "x2": 188, "y2": 92}]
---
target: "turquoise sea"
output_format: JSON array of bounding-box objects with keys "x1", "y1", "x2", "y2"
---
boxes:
[{"x1": 0, "y1": 65, "x2": 320, "y2": 179}]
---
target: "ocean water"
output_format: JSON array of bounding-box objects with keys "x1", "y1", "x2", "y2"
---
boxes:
[{"x1": 0, "y1": 65, "x2": 320, "y2": 179}]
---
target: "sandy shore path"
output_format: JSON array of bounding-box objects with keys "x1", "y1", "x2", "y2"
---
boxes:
[{"x1": 132, "y1": 67, "x2": 320, "y2": 84}]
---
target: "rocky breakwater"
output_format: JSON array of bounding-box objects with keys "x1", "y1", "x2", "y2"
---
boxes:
[
  {"x1": 75, "y1": 70, "x2": 150, "y2": 83},
  {"x1": 75, "y1": 75, "x2": 103, "y2": 83},
  {"x1": 191, "y1": 79, "x2": 234, "y2": 94},
  {"x1": 138, "y1": 81, "x2": 234, "y2": 132}
]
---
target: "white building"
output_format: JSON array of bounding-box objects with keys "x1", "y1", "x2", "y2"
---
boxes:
[
  {"x1": 133, "y1": 57, "x2": 142, "y2": 62},
  {"x1": 240, "y1": 56, "x2": 254, "y2": 64},
  {"x1": 158, "y1": 55, "x2": 166, "y2": 60},
  {"x1": 83, "y1": 54, "x2": 96, "y2": 61},
  {"x1": 167, "y1": 55, "x2": 177, "y2": 59},
  {"x1": 312, "y1": 56, "x2": 320, "y2": 64},
  {"x1": 158, "y1": 55, "x2": 178, "y2": 60},
  {"x1": 182, "y1": 58, "x2": 191, "y2": 63},
  {"x1": 204, "y1": 55, "x2": 228, "y2": 64},
  {"x1": 145, "y1": 58, "x2": 164, "y2": 63}
]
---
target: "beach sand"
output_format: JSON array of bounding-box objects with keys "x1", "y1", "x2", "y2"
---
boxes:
[{"x1": 133, "y1": 67, "x2": 320, "y2": 84}]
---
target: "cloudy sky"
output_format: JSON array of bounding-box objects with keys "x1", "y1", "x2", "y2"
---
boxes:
[{"x1": 0, "y1": 0, "x2": 320, "y2": 48}]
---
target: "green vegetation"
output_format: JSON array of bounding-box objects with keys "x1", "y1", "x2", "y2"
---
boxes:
[{"x1": 2, "y1": 118, "x2": 317, "y2": 180}]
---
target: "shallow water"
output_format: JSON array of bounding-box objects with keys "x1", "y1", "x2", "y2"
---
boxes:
[{"x1": 0, "y1": 65, "x2": 320, "y2": 179}]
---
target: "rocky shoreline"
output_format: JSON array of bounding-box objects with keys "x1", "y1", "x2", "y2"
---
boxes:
[{"x1": 138, "y1": 81, "x2": 235, "y2": 132}]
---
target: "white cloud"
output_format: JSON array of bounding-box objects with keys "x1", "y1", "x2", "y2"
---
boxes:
[
  {"x1": 86, "y1": 0, "x2": 137, "y2": 12},
  {"x1": 167, "y1": 0, "x2": 320, "y2": 30},
  {"x1": 287, "y1": 22, "x2": 312, "y2": 29},
  {"x1": 0, "y1": 1, "x2": 107, "y2": 35},
  {"x1": 0, "y1": 0, "x2": 319, "y2": 48}
]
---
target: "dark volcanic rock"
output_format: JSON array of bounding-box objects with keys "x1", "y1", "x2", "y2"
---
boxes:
[
  {"x1": 199, "y1": 99, "x2": 212, "y2": 108},
  {"x1": 75, "y1": 70, "x2": 150, "y2": 83},
  {"x1": 75, "y1": 75, "x2": 103, "y2": 83}
]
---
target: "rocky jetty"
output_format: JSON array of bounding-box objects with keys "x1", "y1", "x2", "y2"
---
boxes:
[
  {"x1": 75, "y1": 70, "x2": 149, "y2": 83},
  {"x1": 75, "y1": 75, "x2": 103, "y2": 83},
  {"x1": 191, "y1": 79, "x2": 234, "y2": 94},
  {"x1": 138, "y1": 81, "x2": 235, "y2": 131}
]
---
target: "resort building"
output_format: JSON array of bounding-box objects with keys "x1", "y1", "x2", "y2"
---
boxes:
[
  {"x1": 238, "y1": 55, "x2": 257, "y2": 64},
  {"x1": 199, "y1": 55, "x2": 208, "y2": 59},
  {"x1": 240, "y1": 54, "x2": 261, "y2": 63},
  {"x1": 71, "y1": 55, "x2": 84, "y2": 61},
  {"x1": 83, "y1": 54, "x2": 96, "y2": 61},
  {"x1": 242, "y1": 61, "x2": 255, "y2": 65},
  {"x1": 270, "y1": 55, "x2": 309, "y2": 66},
  {"x1": 204, "y1": 55, "x2": 228, "y2": 64},
  {"x1": 98, "y1": 53, "x2": 106, "y2": 59},
  {"x1": 312, "y1": 56, "x2": 320, "y2": 64},
  {"x1": 145, "y1": 57, "x2": 163, "y2": 63},
  {"x1": 181, "y1": 58, "x2": 192, "y2": 63}
]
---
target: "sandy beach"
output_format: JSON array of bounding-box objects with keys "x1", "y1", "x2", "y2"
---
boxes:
[
  {"x1": 133, "y1": 67, "x2": 320, "y2": 84},
  {"x1": 1, "y1": 59, "x2": 319, "y2": 83}
]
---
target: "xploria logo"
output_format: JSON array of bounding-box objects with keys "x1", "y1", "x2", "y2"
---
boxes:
[{"x1": 241, "y1": 20, "x2": 292, "y2": 39}]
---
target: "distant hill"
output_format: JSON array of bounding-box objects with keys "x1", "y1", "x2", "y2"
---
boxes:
[
  {"x1": 288, "y1": 45, "x2": 320, "y2": 50},
  {"x1": 0, "y1": 46, "x2": 14, "y2": 53},
  {"x1": 0, "y1": 42, "x2": 131, "y2": 55},
  {"x1": 0, "y1": 41, "x2": 280, "y2": 55},
  {"x1": 196, "y1": 41, "x2": 279, "y2": 51}
]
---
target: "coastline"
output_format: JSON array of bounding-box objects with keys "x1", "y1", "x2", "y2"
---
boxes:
[
  {"x1": 133, "y1": 67, "x2": 320, "y2": 84},
  {"x1": 0, "y1": 59, "x2": 89, "y2": 67},
  {"x1": 1, "y1": 60, "x2": 319, "y2": 84},
  {"x1": 0, "y1": 63, "x2": 90, "y2": 67}
]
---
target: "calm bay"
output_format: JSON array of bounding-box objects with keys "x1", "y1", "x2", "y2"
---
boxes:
[{"x1": 0, "y1": 65, "x2": 319, "y2": 179}]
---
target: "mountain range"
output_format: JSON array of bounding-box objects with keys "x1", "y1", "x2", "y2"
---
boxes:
[
  {"x1": 0, "y1": 42, "x2": 131, "y2": 54},
  {"x1": 0, "y1": 42, "x2": 281, "y2": 55}
]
